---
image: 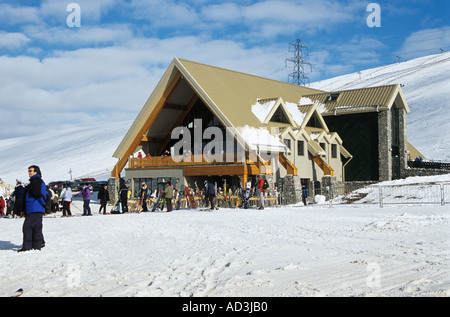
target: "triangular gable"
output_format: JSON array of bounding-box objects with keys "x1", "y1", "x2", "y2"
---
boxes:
[
  {"x1": 300, "y1": 104, "x2": 330, "y2": 131},
  {"x1": 252, "y1": 97, "x2": 300, "y2": 127}
]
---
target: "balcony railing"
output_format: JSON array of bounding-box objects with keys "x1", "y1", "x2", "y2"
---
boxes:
[{"x1": 129, "y1": 154, "x2": 252, "y2": 168}]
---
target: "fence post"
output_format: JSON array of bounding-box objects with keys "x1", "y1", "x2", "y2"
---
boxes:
[
  {"x1": 379, "y1": 186, "x2": 383, "y2": 208},
  {"x1": 441, "y1": 183, "x2": 445, "y2": 205}
]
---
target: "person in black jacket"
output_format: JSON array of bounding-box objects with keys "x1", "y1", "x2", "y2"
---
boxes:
[
  {"x1": 98, "y1": 184, "x2": 110, "y2": 214},
  {"x1": 19, "y1": 165, "x2": 47, "y2": 252},
  {"x1": 139, "y1": 182, "x2": 149, "y2": 212},
  {"x1": 11, "y1": 181, "x2": 25, "y2": 218},
  {"x1": 119, "y1": 178, "x2": 129, "y2": 213},
  {"x1": 205, "y1": 180, "x2": 217, "y2": 210}
]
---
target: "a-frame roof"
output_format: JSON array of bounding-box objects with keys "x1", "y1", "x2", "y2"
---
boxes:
[{"x1": 113, "y1": 57, "x2": 323, "y2": 159}]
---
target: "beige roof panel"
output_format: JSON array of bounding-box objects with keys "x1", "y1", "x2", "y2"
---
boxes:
[{"x1": 301, "y1": 84, "x2": 410, "y2": 115}]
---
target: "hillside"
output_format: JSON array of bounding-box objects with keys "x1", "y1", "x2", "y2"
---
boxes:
[
  {"x1": 310, "y1": 52, "x2": 450, "y2": 162},
  {"x1": 1, "y1": 53, "x2": 449, "y2": 186}
]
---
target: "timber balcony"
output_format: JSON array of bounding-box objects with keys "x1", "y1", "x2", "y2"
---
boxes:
[{"x1": 127, "y1": 153, "x2": 298, "y2": 178}]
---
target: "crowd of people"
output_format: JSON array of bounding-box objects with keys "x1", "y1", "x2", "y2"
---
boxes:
[{"x1": 4, "y1": 165, "x2": 287, "y2": 253}]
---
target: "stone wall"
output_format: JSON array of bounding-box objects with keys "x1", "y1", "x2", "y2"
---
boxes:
[
  {"x1": 278, "y1": 175, "x2": 301, "y2": 205},
  {"x1": 108, "y1": 177, "x2": 120, "y2": 205},
  {"x1": 321, "y1": 176, "x2": 344, "y2": 200},
  {"x1": 402, "y1": 168, "x2": 450, "y2": 178},
  {"x1": 378, "y1": 110, "x2": 391, "y2": 181}
]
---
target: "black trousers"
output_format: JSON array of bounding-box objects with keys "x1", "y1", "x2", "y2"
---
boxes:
[
  {"x1": 121, "y1": 197, "x2": 128, "y2": 213},
  {"x1": 166, "y1": 198, "x2": 172, "y2": 212},
  {"x1": 83, "y1": 200, "x2": 91, "y2": 215},
  {"x1": 99, "y1": 201, "x2": 107, "y2": 214},
  {"x1": 62, "y1": 201, "x2": 72, "y2": 216},
  {"x1": 207, "y1": 194, "x2": 215, "y2": 209},
  {"x1": 22, "y1": 212, "x2": 44, "y2": 250}
]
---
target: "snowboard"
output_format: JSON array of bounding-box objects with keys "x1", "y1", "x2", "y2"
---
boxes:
[
  {"x1": 151, "y1": 193, "x2": 163, "y2": 212},
  {"x1": 244, "y1": 181, "x2": 251, "y2": 209}
]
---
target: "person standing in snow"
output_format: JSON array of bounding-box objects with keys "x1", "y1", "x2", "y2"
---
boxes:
[
  {"x1": 11, "y1": 181, "x2": 25, "y2": 218},
  {"x1": 18, "y1": 165, "x2": 47, "y2": 252},
  {"x1": 98, "y1": 184, "x2": 110, "y2": 214},
  {"x1": 77, "y1": 184, "x2": 92, "y2": 216},
  {"x1": 119, "y1": 178, "x2": 129, "y2": 213},
  {"x1": 61, "y1": 185, "x2": 72, "y2": 217},
  {"x1": 139, "y1": 182, "x2": 149, "y2": 212},
  {"x1": 164, "y1": 181, "x2": 173, "y2": 212},
  {"x1": 0, "y1": 196, "x2": 5, "y2": 216},
  {"x1": 205, "y1": 180, "x2": 217, "y2": 210},
  {"x1": 256, "y1": 175, "x2": 265, "y2": 210},
  {"x1": 302, "y1": 184, "x2": 308, "y2": 206}
]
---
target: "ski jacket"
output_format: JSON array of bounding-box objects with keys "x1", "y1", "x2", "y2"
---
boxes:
[
  {"x1": 164, "y1": 185, "x2": 174, "y2": 199},
  {"x1": 78, "y1": 187, "x2": 91, "y2": 200},
  {"x1": 257, "y1": 178, "x2": 265, "y2": 192},
  {"x1": 62, "y1": 187, "x2": 73, "y2": 202},
  {"x1": 24, "y1": 174, "x2": 47, "y2": 214},
  {"x1": 140, "y1": 186, "x2": 148, "y2": 199},
  {"x1": 206, "y1": 182, "x2": 216, "y2": 196},
  {"x1": 12, "y1": 185, "x2": 25, "y2": 199},
  {"x1": 98, "y1": 188, "x2": 110, "y2": 202}
]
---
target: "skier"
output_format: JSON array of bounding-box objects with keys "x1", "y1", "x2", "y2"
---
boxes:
[
  {"x1": 205, "y1": 180, "x2": 217, "y2": 210},
  {"x1": 256, "y1": 175, "x2": 265, "y2": 210},
  {"x1": 119, "y1": 178, "x2": 129, "y2": 213},
  {"x1": 302, "y1": 184, "x2": 308, "y2": 206},
  {"x1": 98, "y1": 184, "x2": 110, "y2": 214},
  {"x1": 164, "y1": 181, "x2": 173, "y2": 212},
  {"x1": 61, "y1": 185, "x2": 72, "y2": 217},
  {"x1": 77, "y1": 184, "x2": 92, "y2": 216},
  {"x1": 0, "y1": 196, "x2": 5, "y2": 216},
  {"x1": 139, "y1": 182, "x2": 149, "y2": 212},
  {"x1": 11, "y1": 181, "x2": 25, "y2": 218},
  {"x1": 18, "y1": 165, "x2": 47, "y2": 252}
]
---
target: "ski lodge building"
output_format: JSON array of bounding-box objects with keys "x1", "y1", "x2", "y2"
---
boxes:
[{"x1": 111, "y1": 58, "x2": 414, "y2": 199}]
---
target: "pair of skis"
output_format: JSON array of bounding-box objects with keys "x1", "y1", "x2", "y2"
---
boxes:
[{"x1": 10, "y1": 288, "x2": 23, "y2": 297}]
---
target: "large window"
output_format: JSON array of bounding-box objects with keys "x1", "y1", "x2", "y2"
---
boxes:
[
  {"x1": 284, "y1": 138, "x2": 291, "y2": 151},
  {"x1": 331, "y1": 144, "x2": 337, "y2": 158}
]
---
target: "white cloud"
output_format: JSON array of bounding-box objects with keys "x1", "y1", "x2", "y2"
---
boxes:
[
  {"x1": 0, "y1": 32, "x2": 31, "y2": 49},
  {"x1": 0, "y1": 3, "x2": 41, "y2": 25},
  {"x1": 202, "y1": 0, "x2": 363, "y2": 38},
  {"x1": 0, "y1": 33, "x2": 286, "y2": 139},
  {"x1": 396, "y1": 27, "x2": 450, "y2": 60}
]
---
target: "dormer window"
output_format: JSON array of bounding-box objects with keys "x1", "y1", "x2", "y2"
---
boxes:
[
  {"x1": 326, "y1": 93, "x2": 340, "y2": 102},
  {"x1": 270, "y1": 107, "x2": 289, "y2": 123}
]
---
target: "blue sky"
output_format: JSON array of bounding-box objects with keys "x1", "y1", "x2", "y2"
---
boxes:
[{"x1": 0, "y1": 0, "x2": 449, "y2": 139}]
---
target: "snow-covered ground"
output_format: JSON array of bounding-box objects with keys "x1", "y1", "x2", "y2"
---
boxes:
[{"x1": 0, "y1": 183, "x2": 449, "y2": 297}]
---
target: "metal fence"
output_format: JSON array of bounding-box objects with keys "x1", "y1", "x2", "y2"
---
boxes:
[{"x1": 333, "y1": 182, "x2": 450, "y2": 207}]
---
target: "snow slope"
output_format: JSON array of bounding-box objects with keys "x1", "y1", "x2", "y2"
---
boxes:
[
  {"x1": 310, "y1": 52, "x2": 450, "y2": 161},
  {"x1": 0, "y1": 120, "x2": 131, "y2": 187}
]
